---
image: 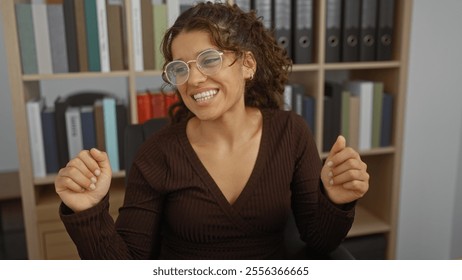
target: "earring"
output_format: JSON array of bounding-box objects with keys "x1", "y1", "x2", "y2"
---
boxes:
[{"x1": 249, "y1": 73, "x2": 254, "y2": 80}]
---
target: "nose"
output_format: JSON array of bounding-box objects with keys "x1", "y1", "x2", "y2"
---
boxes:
[{"x1": 187, "y1": 62, "x2": 207, "y2": 85}]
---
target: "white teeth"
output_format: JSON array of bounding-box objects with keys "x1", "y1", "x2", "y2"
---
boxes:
[{"x1": 193, "y1": 90, "x2": 218, "y2": 102}]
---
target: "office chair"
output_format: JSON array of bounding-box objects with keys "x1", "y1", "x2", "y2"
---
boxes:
[{"x1": 123, "y1": 117, "x2": 354, "y2": 260}]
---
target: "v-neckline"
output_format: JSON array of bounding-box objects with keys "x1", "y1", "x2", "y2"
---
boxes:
[{"x1": 178, "y1": 109, "x2": 270, "y2": 210}]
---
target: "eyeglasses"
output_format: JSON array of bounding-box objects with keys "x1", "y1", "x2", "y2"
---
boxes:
[{"x1": 163, "y1": 49, "x2": 225, "y2": 86}]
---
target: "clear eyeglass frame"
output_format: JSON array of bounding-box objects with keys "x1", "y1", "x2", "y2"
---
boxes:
[{"x1": 162, "y1": 49, "x2": 225, "y2": 86}]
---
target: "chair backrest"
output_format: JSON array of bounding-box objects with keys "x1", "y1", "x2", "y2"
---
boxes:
[
  {"x1": 124, "y1": 118, "x2": 169, "y2": 185},
  {"x1": 122, "y1": 117, "x2": 354, "y2": 259}
]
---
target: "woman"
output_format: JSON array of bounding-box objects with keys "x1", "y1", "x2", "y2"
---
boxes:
[{"x1": 55, "y1": 2, "x2": 369, "y2": 259}]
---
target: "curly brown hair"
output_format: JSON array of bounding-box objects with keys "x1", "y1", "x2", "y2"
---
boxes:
[{"x1": 161, "y1": 1, "x2": 292, "y2": 123}]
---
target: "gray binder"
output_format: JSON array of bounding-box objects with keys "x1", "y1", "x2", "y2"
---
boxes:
[
  {"x1": 341, "y1": 0, "x2": 360, "y2": 62},
  {"x1": 359, "y1": 0, "x2": 378, "y2": 61},
  {"x1": 274, "y1": 0, "x2": 292, "y2": 58},
  {"x1": 376, "y1": 0, "x2": 395, "y2": 60},
  {"x1": 293, "y1": 0, "x2": 313, "y2": 64},
  {"x1": 325, "y1": 0, "x2": 342, "y2": 63}
]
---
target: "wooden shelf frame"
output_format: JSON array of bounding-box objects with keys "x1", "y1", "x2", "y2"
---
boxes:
[{"x1": 1, "y1": 0, "x2": 412, "y2": 259}]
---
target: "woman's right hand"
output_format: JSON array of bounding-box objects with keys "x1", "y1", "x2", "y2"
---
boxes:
[{"x1": 55, "y1": 148, "x2": 112, "y2": 213}]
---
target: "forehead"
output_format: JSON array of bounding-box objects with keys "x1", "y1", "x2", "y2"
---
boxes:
[{"x1": 171, "y1": 30, "x2": 216, "y2": 59}]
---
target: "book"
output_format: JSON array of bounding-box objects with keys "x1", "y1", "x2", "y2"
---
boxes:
[
  {"x1": 84, "y1": 0, "x2": 101, "y2": 71},
  {"x1": 131, "y1": 0, "x2": 144, "y2": 71},
  {"x1": 341, "y1": 90, "x2": 351, "y2": 144},
  {"x1": 93, "y1": 99, "x2": 106, "y2": 151},
  {"x1": 103, "y1": 98, "x2": 120, "y2": 171},
  {"x1": 283, "y1": 84, "x2": 293, "y2": 111},
  {"x1": 80, "y1": 106, "x2": 97, "y2": 150},
  {"x1": 151, "y1": 91, "x2": 166, "y2": 118},
  {"x1": 167, "y1": 0, "x2": 180, "y2": 27},
  {"x1": 41, "y1": 106, "x2": 60, "y2": 174},
  {"x1": 348, "y1": 95, "x2": 360, "y2": 149},
  {"x1": 323, "y1": 95, "x2": 333, "y2": 152},
  {"x1": 141, "y1": 0, "x2": 155, "y2": 70},
  {"x1": 372, "y1": 82, "x2": 384, "y2": 148},
  {"x1": 302, "y1": 95, "x2": 315, "y2": 134},
  {"x1": 47, "y1": 4, "x2": 69, "y2": 73},
  {"x1": 54, "y1": 96, "x2": 70, "y2": 168},
  {"x1": 137, "y1": 91, "x2": 152, "y2": 123},
  {"x1": 15, "y1": 4, "x2": 38, "y2": 74},
  {"x1": 74, "y1": 0, "x2": 89, "y2": 72},
  {"x1": 32, "y1": 3, "x2": 53, "y2": 74},
  {"x1": 345, "y1": 80, "x2": 374, "y2": 150},
  {"x1": 107, "y1": 0, "x2": 125, "y2": 71},
  {"x1": 380, "y1": 93, "x2": 393, "y2": 147},
  {"x1": 63, "y1": 0, "x2": 79, "y2": 72},
  {"x1": 96, "y1": 0, "x2": 110, "y2": 72},
  {"x1": 164, "y1": 92, "x2": 180, "y2": 116},
  {"x1": 153, "y1": 1, "x2": 168, "y2": 70},
  {"x1": 324, "y1": 81, "x2": 343, "y2": 147},
  {"x1": 291, "y1": 84, "x2": 304, "y2": 116},
  {"x1": 26, "y1": 98, "x2": 46, "y2": 177},
  {"x1": 234, "y1": 0, "x2": 251, "y2": 12},
  {"x1": 65, "y1": 107, "x2": 84, "y2": 159}
]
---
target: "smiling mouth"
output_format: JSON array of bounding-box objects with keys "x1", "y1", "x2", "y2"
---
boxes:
[{"x1": 193, "y1": 90, "x2": 218, "y2": 102}]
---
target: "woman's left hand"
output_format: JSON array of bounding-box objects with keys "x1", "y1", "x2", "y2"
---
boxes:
[{"x1": 321, "y1": 135, "x2": 369, "y2": 205}]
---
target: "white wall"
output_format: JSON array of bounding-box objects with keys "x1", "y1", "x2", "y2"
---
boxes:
[{"x1": 397, "y1": 0, "x2": 462, "y2": 259}]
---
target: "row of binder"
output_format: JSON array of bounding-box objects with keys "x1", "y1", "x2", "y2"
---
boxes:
[
  {"x1": 234, "y1": 0, "x2": 395, "y2": 64},
  {"x1": 326, "y1": 0, "x2": 395, "y2": 62}
]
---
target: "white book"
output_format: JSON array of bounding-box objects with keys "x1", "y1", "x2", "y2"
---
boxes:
[
  {"x1": 167, "y1": 0, "x2": 180, "y2": 27},
  {"x1": 344, "y1": 80, "x2": 374, "y2": 150},
  {"x1": 32, "y1": 3, "x2": 53, "y2": 74},
  {"x1": 283, "y1": 84, "x2": 293, "y2": 111},
  {"x1": 26, "y1": 98, "x2": 46, "y2": 177},
  {"x1": 65, "y1": 107, "x2": 83, "y2": 160},
  {"x1": 96, "y1": 0, "x2": 111, "y2": 72},
  {"x1": 131, "y1": 0, "x2": 144, "y2": 71}
]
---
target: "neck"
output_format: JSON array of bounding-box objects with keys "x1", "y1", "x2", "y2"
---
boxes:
[{"x1": 188, "y1": 107, "x2": 262, "y2": 149}]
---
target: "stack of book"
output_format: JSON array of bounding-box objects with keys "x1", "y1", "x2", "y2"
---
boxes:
[
  {"x1": 137, "y1": 89, "x2": 180, "y2": 123},
  {"x1": 282, "y1": 83, "x2": 316, "y2": 134},
  {"x1": 26, "y1": 94, "x2": 127, "y2": 177}
]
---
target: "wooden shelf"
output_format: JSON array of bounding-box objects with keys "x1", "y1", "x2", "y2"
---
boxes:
[
  {"x1": 348, "y1": 205, "x2": 391, "y2": 237},
  {"x1": 1, "y1": 0, "x2": 412, "y2": 259}
]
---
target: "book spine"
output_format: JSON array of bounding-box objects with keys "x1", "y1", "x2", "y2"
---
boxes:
[
  {"x1": 63, "y1": 0, "x2": 79, "y2": 72},
  {"x1": 150, "y1": 91, "x2": 166, "y2": 118},
  {"x1": 152, "y1": 2, "x2": 167, "y2": 70},
  {"x1": 15, "y1": 4, "x2": 38, "y2": 74},
  {"x1": 80, "y1": 106, "x2": 97, "y2": 150},
  {"x1": 131, "y1": 0, "x2": 144, "y2": 71},
  {"x1": 96, "y1": 0, "x2": 110, "y2": 72},
  {"x1": 65, "y1": 107, "x2": 84, "y2": 159},
  {"x1": 32, "y1": 3, "x2": 53, "y2": 74},
  {"x1": 84, "y1": 0, "x2": 101, "y2": 71},
  {"x1": 103, "y1": 98, "x2": 120, "y2": 171},
  {"x1": 27, "y1": 99, "x2": 46, "y2": 178},
  {"x1": 41, "y1": 107, "x2": 60, "y2": 174},
  {"x1": 47, "y1": 4, "x2": 69, "y2": 73},
  {"x1": 107, "y1": 1, "x2": 125, "y2": 71},
  {"x1": 75, "y1": 0, "x2": 89, "y2": 72}
]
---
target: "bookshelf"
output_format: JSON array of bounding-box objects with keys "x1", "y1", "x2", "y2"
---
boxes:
[{"x1": 1, "y1": 0, "x2": 412, "y2": 259}]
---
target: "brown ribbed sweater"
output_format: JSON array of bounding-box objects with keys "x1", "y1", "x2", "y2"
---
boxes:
[{"x1": 60, "y1": 109, "x2": 355, "y2": 259}]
